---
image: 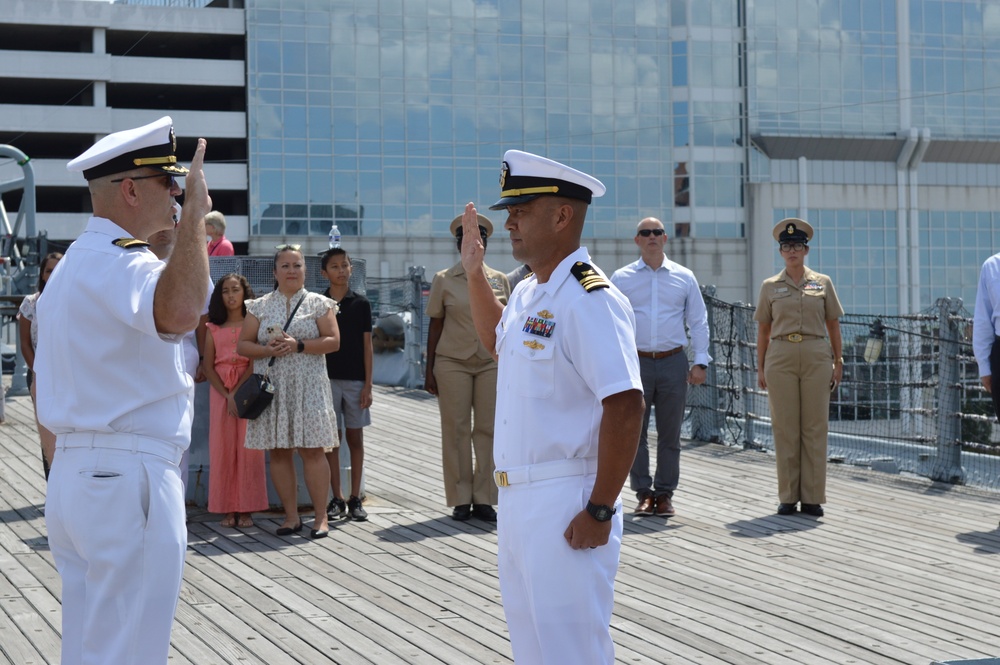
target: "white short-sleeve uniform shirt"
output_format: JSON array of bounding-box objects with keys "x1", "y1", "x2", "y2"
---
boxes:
[
  {"x1": 493, "y1": 247, "x2": 642, "y2": 468},
  {"x1": 35, "y1": 216, "x2": 192, "y2": 448}
]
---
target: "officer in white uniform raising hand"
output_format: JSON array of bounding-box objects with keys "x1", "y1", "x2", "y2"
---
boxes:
[
  {"x1": 460, "y1": 150, "x2": 645, "y2": 664},
  {"x1": 35, "y1": 117, "x2": 211, "y2": 665}
]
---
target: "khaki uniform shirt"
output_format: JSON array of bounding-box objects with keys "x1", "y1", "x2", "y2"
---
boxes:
[
  {"x1": 754, "y1": 267, "x2": 844, "y2": 337},
  {"x1": 427, "y1": 262, "x2": 510, "y2": 361}
]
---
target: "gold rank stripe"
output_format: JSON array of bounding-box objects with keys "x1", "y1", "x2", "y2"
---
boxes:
[
  {"x1": 500, "y1": 185, "x2": 559, "y2": 197},
  {"x1": 133, "y1": 155, "x2": 178, "y2": 166},
  {"x1": 112, "y1": 237, "x2": 150, "y2": 249},
  {"x1": 571, "y1": 261, "x2": 610, "y2": 292}
]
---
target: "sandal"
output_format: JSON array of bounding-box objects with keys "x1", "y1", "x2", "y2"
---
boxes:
[
  {"x1": 236, "y1": 514, "x2": 254, "y2": 528},
  {"x1": 220, "y1": 513, "x2": 237, "y2": 528}
]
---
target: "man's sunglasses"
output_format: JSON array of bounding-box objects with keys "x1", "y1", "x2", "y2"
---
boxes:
[
  {"x1": 111, "y1": 174, "x2": 178, "y2": 189},
  {"x1": 275, "y1": 244, "x2": 302, "y2": 251},
  {"x1": 637, "y1": 229, "x2": 665, "y2": 237}
]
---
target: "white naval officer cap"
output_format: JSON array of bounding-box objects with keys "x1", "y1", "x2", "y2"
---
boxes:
[
  {"x1": 67, "y1": 116, "x2": 190, "y2": 181},
  {"x1": 489, "y1": 149, "x2": 606, "y2": 210}
]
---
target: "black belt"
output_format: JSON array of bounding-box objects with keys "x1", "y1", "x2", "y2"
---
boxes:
[{"x1": 638, "y1": 346, "x2": 683, "y2": 359}]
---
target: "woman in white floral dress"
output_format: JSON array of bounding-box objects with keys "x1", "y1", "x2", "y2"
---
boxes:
[{"x1": 238, "y1": 246, "x2": 340, "y2": 538}]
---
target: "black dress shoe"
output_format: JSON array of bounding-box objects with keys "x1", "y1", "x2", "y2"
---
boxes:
[
  {"x1": 471, "y1": 504, "x2": 497, "y2": 522},
  {"x1": 309, "y1": 528, "x2": 329, "y2": 539},
  {"x1": 800, "y1": 504, "x2": 824, "y2": 517},
  {"x1": 452, "y1": 505, "x2": 472, "y2": 521},
  {"x1": 776, "y1": 503, "x2": 797, "y2": 515},
  {"x1": 276, "y1": 522, "x2": 303, "y2": 536}
]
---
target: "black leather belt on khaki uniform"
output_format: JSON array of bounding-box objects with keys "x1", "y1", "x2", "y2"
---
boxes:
[
  {"x1": 771, "y1": 333, "x2": 824, "y2": 343},
  {"x1": 637, "y1": 346, "x2": 683, "y2": 359}
]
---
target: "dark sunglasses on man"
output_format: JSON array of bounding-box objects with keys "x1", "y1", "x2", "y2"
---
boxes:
[
  {"x1": 111, "y1": 173, "x2": 178, "y2": 189},
  {"x1": 637, "y1": 229, "x2": 665, "y2": 237}
]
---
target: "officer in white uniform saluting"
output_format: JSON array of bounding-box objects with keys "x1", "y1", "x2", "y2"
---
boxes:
[
  {"x1": 459, "y1": 150, "x2": 645, "y2": 664},
  {"x1": 35, "y1": 117, "x2": 211, "y2": 665}
]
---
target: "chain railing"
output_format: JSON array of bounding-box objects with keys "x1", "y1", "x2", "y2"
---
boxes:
[{"x1": 684, "y1": 289, "x2": 1000, "y2": 491}]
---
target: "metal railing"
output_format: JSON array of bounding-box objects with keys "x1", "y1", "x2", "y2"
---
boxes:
[{"x1": 685, "y1": 289, "x2": 1000, "y2": 492}]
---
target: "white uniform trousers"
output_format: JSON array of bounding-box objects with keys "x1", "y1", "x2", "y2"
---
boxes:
[
  {"x1": 497, "y1": 473, "x2": 623, "y2": 665},
  {"x1": 46, "y1": 439, "x2": 187, "y2": 665}
]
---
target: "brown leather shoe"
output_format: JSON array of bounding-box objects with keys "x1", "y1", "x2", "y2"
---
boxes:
[
  {"x1": 634, "y1": 495, "x2": 655, "y2": 515},
  {"x1": 655, "y1": 495, "x2": 676, "y2": 517}
]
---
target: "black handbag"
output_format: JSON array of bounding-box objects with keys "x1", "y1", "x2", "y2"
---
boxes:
[{"x1": 235, "y1": 295, "x2": 304, "y2": 419}]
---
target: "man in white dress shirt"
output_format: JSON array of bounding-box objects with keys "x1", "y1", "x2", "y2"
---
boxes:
[
  {"x1": 459, "y1": 150, "x2": 644, "y2": 664},
  {"x1": 35, "y1": 117, "x2": 211, "y2": 665},
  {"x1": 611, "y1": 217, "x2": 712, "y2": 517}
]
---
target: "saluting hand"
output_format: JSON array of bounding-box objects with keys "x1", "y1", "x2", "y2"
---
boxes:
[
  {"x1": 180, "y1": 138, "x2": 212, "y2": 226},
  {"x1": 459, "y1": 201, "x2": 485, "y2": 274}
]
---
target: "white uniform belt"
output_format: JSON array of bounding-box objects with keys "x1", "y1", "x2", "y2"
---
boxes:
[
  {"x1": 494, "y1": 457, "x2": 597, "y2": 487},
  {"x1": 56, "y1": 432, "x2": 184, "y2": 465}
]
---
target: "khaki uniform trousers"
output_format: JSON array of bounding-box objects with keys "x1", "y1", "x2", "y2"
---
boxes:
[
  {"x1": 433, "y1": 354, "x2": 499, "y2": 506},
  {"x1": 763, "y1": 338, "x2": 833, "y2": 504}
]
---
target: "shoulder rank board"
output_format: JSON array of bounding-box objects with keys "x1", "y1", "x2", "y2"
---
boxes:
[
  {"x1": 112, "y1": 237, "x2": 150, "y2": 250},
  {"x1": 571, "y1": 261, "x2": 609, "y2": 292}
]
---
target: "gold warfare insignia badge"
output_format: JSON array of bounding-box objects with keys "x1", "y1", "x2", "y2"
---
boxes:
[
  {"x1": 537, "y1": 310, "x2": 554, "y2": 319},
  {"x1": 523, "y1": 339, "x2": 545, "y2": 350},
  {"x1": 500, "y1": 161, "x2": 509, "y2": 188}
]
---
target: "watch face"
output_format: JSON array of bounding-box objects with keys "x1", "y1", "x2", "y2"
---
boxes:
[{"x1": 596, "y1": 506, "x2": 611, "y2": 520}]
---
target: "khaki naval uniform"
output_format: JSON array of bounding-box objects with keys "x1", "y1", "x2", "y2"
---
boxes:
[
  {"x1": 754, "y1": 267, "x2": 843, "y2": 505},
  {"x1": 426, "y1": 262, "x2": 510, "y2": 506}
]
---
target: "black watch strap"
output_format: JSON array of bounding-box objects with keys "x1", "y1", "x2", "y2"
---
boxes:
[
  {"x1": 586, "y1": 500, "x2": 615, "y2": 522},
  {"x1": 296, "y1": 339, "x2": 305, "y2": 353}
]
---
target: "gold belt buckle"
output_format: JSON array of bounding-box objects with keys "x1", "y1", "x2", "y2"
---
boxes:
[
  {"x1": 788, "y1": 333, "x2": 803, "y2": 343},
  {"x1": 494, "y1": 471, "x2": 509, "y2": 487}
]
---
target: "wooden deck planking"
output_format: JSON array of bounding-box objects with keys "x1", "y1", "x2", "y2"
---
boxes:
[{"x1": 0, "y1": 385, "x2": 995, "y2": 663}]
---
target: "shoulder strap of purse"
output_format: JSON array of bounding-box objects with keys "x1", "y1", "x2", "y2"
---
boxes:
[{"x1": 266, "y1": 294, "x2": 307, "y2": 368}]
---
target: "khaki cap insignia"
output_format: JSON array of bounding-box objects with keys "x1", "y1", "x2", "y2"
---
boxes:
[
  {"x1": 537, "y1": 310, "x2": 554, "y2": 319},
  {"x1": 112, "y1": 237, "x2": 150, "y2": 249},
  {"x1": 570, "y1": 261, "x2": 610, "y2": 292},
  {"x1": 523, "y1": 339, "x2": 545, "y2": 350}
]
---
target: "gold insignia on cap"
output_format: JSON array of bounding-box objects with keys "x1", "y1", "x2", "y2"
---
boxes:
[
  {"x1": 500, "y1": 161, "x2": 509, "y2": 189},
  {"x1": 170, "y1": 127, "x2": 177, "y2": 152},
  {"x1": 786, "y1": 223, "x2": 795, "y2": 235},
  {"x1": 537, "y1": 310, "x2": 554, "y2": 319},
  {"x1": 570, "y1": 261, "x2": 610, "y2": 293},
  {"x1": 112, "y1": 237, "x2": 150, "y2": 250},
  {"x1": 523, "y1": 339, "x2": 545, "y2": 350}
]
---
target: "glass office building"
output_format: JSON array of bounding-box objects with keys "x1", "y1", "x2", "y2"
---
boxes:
[{"x1": 245, "y1": 0, "x2": 1000, "y2": 313}]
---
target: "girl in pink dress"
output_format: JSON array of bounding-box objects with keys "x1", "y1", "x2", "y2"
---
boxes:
[{"x1": 203, "y1": 274, "x2": 268, "y2": 528}]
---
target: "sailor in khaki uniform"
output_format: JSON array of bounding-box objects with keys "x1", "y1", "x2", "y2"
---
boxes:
[
  {"x1": 754, "y1": 219, "x2": 844, "y2": 517},
  {"x1": 36, "y1": 117, "x2": 211, "y2": 665},
  {"x1": 458, "y1": 150, "x2": 644, "y2": 664},
  {"x1": 425, "y1": 213, "x2": 510, "y2": 521}
]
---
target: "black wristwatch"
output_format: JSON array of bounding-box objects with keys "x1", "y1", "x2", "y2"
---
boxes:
[
  {"x1": 586, "y1": 500, "x2": 615, "y2": 522},
  {"x1": 296, "y1": 339, "x2": 305, "y2": 353}
]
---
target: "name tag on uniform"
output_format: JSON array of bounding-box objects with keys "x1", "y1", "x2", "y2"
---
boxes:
[
  {"x1": 803, "y1": 281, "x2": 824, "y2": 292},
  {"x1": 774, "y1": 287, "x2": 788, "y2": 293}
]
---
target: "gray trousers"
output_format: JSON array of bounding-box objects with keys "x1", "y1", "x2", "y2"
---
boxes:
[{"x1": 630, "y1": 353, "x2": 688, "y2": 498}]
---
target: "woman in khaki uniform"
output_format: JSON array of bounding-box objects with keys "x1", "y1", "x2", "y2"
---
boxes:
[
  {"x1": 425, "y1": 213, "x2": 511, "y2": 521},
  {"x1": 755, "y1": 219, "x2": 844, "y2": 517}
]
